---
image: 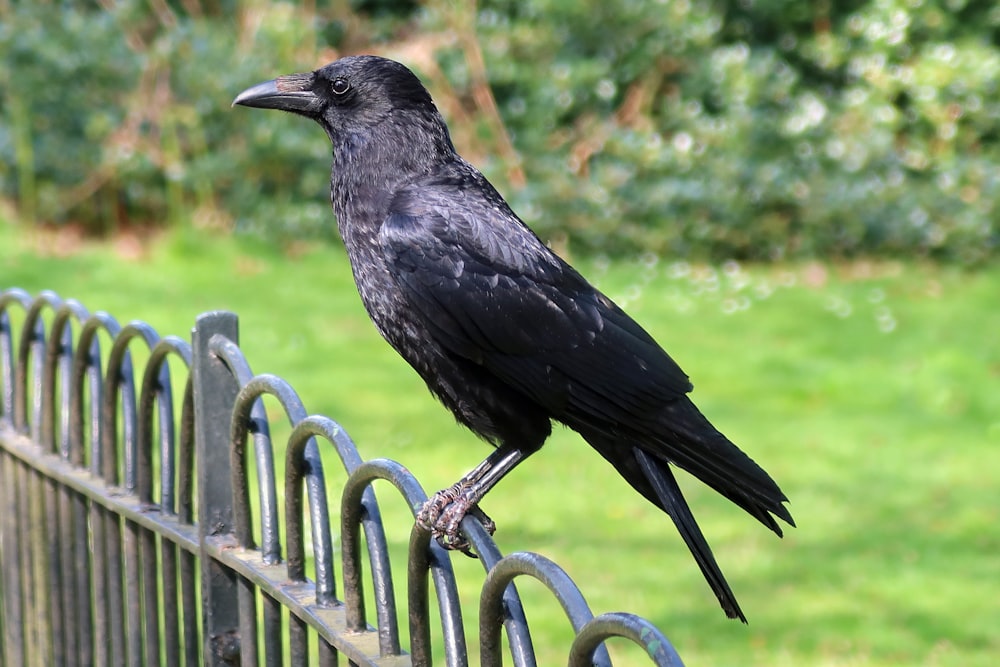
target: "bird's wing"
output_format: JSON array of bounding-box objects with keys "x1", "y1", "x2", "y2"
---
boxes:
[{"x1": 381, "y1": 177, "x2": 692, "y2": 421}]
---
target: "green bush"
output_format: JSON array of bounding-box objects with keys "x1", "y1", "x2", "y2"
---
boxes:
[
  {"x1": 1, "y1": 0, "x2": 998, "y2": 262},
  {"x1": 458, "y1": 0, "x2": 1000, "y2": 262},
  {"x1": 0, "y1": 1, "x2": 338, "y2": 239}
]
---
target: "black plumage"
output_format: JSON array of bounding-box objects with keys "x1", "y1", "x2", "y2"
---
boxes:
[{"x1": 234, "y1": 55, "x2": 793, "y2": 621}]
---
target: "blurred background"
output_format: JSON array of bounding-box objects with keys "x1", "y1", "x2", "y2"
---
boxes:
[
  {"x1": 3, "y1": 0, "x2": 998, "y2": 262},
  {"x1": 2, "y1": 1, "x2": 998, "y2": 665}
]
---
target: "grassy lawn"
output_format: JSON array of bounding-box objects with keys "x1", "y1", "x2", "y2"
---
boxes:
[{"x1": 2, "y1": 216, "x2": 998, "y2": 666}]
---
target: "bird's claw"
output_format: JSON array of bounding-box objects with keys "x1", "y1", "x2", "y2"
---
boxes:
[{"x1": 417, "y1": 487, "x2": 495, "y2": 558}]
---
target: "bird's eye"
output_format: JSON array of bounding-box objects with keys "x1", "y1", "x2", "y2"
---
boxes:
[{"x1": 331, "y1": 78, "x2": 350, "y2": 95}]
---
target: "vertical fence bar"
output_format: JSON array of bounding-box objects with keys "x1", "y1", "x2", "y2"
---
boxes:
[
  {"x1": 103, "y1": 504, "x2": 127, "y2": 665},
  {"x1": 57, "y1": 481, "x2": 79, "y2": 666},
  {"x1": 289, "y1": 613, "x2": 308, "y2": 667},
  {"x1": 0, "y1": 451, "x2": 7, "y2": 664},
  {"x1": 262, "y1": 593, "x2": 282, "y2": 666},
  {"x1": 179, "y1": 392, "x2": 201, "y2": 667},
  {"x1": 21, "y1": 463, "x2": 45, "y2": 665},
  {"x1": 192, "y1": 312, "x2": 241, "y2": 665},
  {"x1": 71, "y1": 323, "x2": 104, "y2": 666},
  {"x1": 43, "y1": 320, "x2": 71, "y2": 666},
  {"x1": 44, "y1": 474, "x2": 65, "y2": 666},
  {"x1": 0, "y1": 458, "x2": 5, "y2": 664},
  {"x1": 0, "y1": 305, "x2": 12, "y2": 667},
  {"x1": 71, "y1": 484, "x2": 92, "y2": 664},
  {"x1": 124, "y1": 517, "x2": 143, "y2": 665},
  {"x1": 91, "y1": 493, "x2": 109, "y2": 667},
  {"x1": 140, "y1": 527, "x2": 162, "y2": 667},
  {"x1": 0, "y1": 449, "x2": 25, "y2": 667},
  {"x1": 180, "y1": 544, "x2": 201, "y2": 666},
  {"x1": 161, "y1": 534, "x2": 181, "y2": 666}
]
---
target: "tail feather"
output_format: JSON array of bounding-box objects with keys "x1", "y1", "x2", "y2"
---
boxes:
[
  {"x1": 655, "y1": 399, "x2": 794, "y2": 535},
  {"x1": 573, "y1": 398, "x2": 793, "y2": 621},
  {"x1": 634, "y1": 447, "x2": 747, "y2": 622}
]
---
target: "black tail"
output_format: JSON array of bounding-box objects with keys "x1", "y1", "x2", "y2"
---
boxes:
[
  {"x1": 652, "y1": 398, "x2": 794, "y2": 537},
  {"x1": 634, "y1": 447, "x2": 747, "y2": 621},
  {"x1": 577, "y1": 398, "x2": 793, "y2": 621}
]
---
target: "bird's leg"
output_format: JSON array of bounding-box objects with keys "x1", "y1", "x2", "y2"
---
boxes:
[{"x1": 417, "y1": 444, "x2": 527, "y2": 556}]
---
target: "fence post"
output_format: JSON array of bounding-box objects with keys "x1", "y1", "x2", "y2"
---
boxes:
[{"x1": 192, "y1": 311, "x2": 241, "y2": 664}]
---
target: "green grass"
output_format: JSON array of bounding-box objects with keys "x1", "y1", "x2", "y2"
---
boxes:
[{"x1": 2, "y1": 217, "x2": 998, "y2": 666}]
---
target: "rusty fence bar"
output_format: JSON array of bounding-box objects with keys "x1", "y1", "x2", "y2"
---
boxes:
[{"x1": 0, "y1": 287, "x2": 685, "y2": 667}]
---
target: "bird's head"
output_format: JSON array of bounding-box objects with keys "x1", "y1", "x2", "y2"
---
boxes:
[{"x1": 233, "y1": 55, "x2": 444, "y2": 146}]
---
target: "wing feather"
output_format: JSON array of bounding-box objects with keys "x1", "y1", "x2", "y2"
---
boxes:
[{"x1": 381, "y1": 178, "x2": 692, "y2": 424}]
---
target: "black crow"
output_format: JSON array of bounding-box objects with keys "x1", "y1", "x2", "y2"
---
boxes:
[{"x1": 234, "y1": 55, "x2": 793, "y2": 621}]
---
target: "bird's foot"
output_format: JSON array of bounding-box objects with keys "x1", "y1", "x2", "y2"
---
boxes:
[{"x1": 416, "y1": 485, "x2": 496, "y2": 557}]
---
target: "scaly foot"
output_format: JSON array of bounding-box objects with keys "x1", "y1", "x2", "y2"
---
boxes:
[{"x1": 416, "y1": 485, "x2": 496, "y2": 557}]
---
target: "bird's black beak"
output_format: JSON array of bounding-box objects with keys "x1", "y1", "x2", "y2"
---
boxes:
[{"x1": 232, "y1": 72, "x2": 322, "y2": 115}]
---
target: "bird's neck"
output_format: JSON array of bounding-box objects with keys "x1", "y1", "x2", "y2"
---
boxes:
[
  {"x1": 331, "y1": 111, "x2": 453, "y2": 204},
  {"x1": 329, "y1": 110, "x2": 454, "y2": 252}
]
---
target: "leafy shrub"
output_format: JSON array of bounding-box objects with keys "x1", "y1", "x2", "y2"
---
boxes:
[
  {"x1": 1, "y1": 0, "x2": 998, "y2": 262},
  {"x1": 456, "y1": 0, "x2": 1000, "y2": 262}
]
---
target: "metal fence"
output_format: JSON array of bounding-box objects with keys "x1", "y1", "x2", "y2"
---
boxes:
[{"x1": 0, "y1": 287, "x2": 685, "y2": 666}]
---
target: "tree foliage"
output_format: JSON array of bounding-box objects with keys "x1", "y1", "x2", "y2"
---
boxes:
[{"x1": 1, "y1": 0, "x2": 998, "y2": 262}]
